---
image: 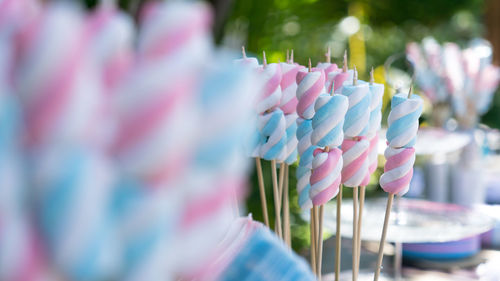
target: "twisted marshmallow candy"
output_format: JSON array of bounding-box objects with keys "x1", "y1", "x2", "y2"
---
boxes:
[
  {"x1": 284, "y1": 113, "x2": 299, "y2": 165},
  {"x1": 311, "y1": 94, "x2": 348, "y2": 148},
  {"x1": 310, "y1": 148, "x2": 343, "y2": 205},
  {"x1": 295, "y1": 118, "x2": 313, "y2": 210},
  {"x1": 341, "y1": 82, "x2": 371, "y2": 138},
  {"x1": 256, "y1": 63, "x2": 282, "y2": 115},
  {"x1": 296, "y1": 146, "x2": 317, "y2": 210},
  {"x1": 386, "y1": 93, "x2": 423, "y2": 148},
  {"x1": 362, "y1": 81, "x2": 385, "y2": 185},
  {"x1": 380, "y1": 92, "x2": 423, "y2": 195},
  {"x1": 309, "y1": 94, "x2": 348, "y2": 204},
  {"x1": 279, "y1": 62, "x2": 302, "y2": 114},
  {"x1": 296, "y1": 68, "x2": 325, "y2": 119},
  {"x1": 297, "y1": 118, "x2": 313, "y2": 156},
  {"x1": 258, "y1": 108, "x2": 287, "y2": 161}
]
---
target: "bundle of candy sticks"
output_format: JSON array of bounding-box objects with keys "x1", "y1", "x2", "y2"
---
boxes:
[{"x1": 237, "y1": 46, "x2": 422, "y2": 281}]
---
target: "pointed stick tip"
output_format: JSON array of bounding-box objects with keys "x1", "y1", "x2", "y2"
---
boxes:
[
  {"x1": 262, "y1": 51, "x2": 267, "y2": 67},
  {"x1": 242, "y1": 46, "x2": 246, "y2": 58},
  {"x1": 308, "y1": 58, "x2": 312, "y2": 72}
]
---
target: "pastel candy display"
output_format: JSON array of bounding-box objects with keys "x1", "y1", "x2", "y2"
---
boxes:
[
  {"x1": 341, "y1": 137, "x2": 370, "y2": 187},
  {"x1": 279, "y1": 62, "x2": 302, "y2": 114},
  {"x1": 310, "y1": 148, "x2": 343, "y2": 205},
  {"x1": 296, "y1": 146, "x2": 317, "y2": 210},
  {"x1": 284, "y1": 113, "x2": 299, "y2": 165},
  {"x1": 379, "y1": 147, "x2": 416, "y2": 195},
  {"x1": 297, "y1": 118, "x2": 313, "y2": 156},
  {"x1": 386, "y1": 93, "x2": 423, "y2": 148},
  {"x1": 341, "y1": 82, "x2": 371, "y2": 138},
  {"x1": 311, "y1": 93, "x2": 348, "y2": 148},
  {"x1": 256, "y1": 63, "x2": 282, "y2": 115},
  {"x1": 296, "y1": 68, "x2": 325, "y2": 119},
  {"x1": 258, "y1": 109, "x2": 287, "y2": 161}
]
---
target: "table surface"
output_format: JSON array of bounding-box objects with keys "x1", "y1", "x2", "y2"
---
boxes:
[{"x1": 303, "y1": 198, "x2": 495, "y2": 243}]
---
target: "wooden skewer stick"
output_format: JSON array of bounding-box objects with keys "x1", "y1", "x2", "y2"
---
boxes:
[
  {"x1": 356, "y1": 186, "x2": 366, "y2": 276},
  {"x1": 374, "y1": 193, "x2": 395, "y2": 281},
  {"x1": 263, "y1": 51, "x2": 267, "y2": 68},
  {"x1": 352, "y1": 186, "x2": 359, "y2": 281},
  {"x1": 408, "y1": 85, "x2": 413, "y2": 98},
  {"x1": 255, "y1": 158, "x2": 270, "y2": 227},
  {"x1": 271, "y1": 160, "x2": 283, "y2": 239},
  {"x1": 335, "y1": 185, "x2": 343, "y2": 281},
  {"x1": 326, "y1": 46, "x2": 331, "y2": 63},
  {"x1": 275, "y1": 163, "x2": 286, "y2": 237},
  {"x1": 242, "y1": 46, "x2": 247, "y2": 58},
  {"x1": 278, "y1": 163, "x2": 286, "y2": 212},
  {"x1": 343, "y1": 50, "x2": 348, "y2": 73},
  {"x1": 308, "y1": 58, "x2": 312, "y2": 72},
  {"x1": 283, "y1": 164, "x2": 291, "y2": 247},
  {"x1": 311, "y1": 208, "x2": 317, "y2": 275},
  {"x1": 317, "y1": 205, "x2": 325, "y2": 280}
]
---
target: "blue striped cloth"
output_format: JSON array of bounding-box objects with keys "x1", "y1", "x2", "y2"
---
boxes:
[{"x1": 219, "y1": 228, "x2": 315, "y2": 281}]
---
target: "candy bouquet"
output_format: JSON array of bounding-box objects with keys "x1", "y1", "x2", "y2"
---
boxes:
[{"x1": 407, "y1": 37, "x2": 500, "y2": 129}]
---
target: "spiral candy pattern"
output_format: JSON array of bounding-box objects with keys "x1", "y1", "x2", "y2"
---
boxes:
[
  {"x1": 363, "y1": 82, "x2": 384, "y2": 183},
  {"x1": 310, "y1": 148, "x2": 343, "y2": 205},
  {"x1": 296, "y1": 68, "x2": 325, "y2": 119},
  {"x1": 256, "y1": 63, "x2": 282, "y2": 115},
  {"x1": 284, "y1": 113, "x2": 299, "y2": 165},
  {"x1": 311, "y1": 93, "x2": 348, "y2": 148},
  {"x1": 258, "y1": 108, "x2": 287, "y2": 161},
  {"x1": 326, "y1": 69, "x2": 354, "y2": 94},
  {"x1": 341, "y1": 82, "x2": 371, "y2": 138},
  {"x1": 279, "y1": 62, "x2": 302, "y2": 114},
  {"x1": 341, "y1": 137, "x2": 369, "y2": 187},
  {"x1": 380, "y1": 147, "x2": 416, "y2": 195},
  {"x1": 386, "y1": 93, "x2": 423, "y2": 148},
  {"x1": 296, "y1": 118, "x2": 313, "y2": 156},
  {"x1": 296, "y1": 146, "x2": 317, "y2": 210}
]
